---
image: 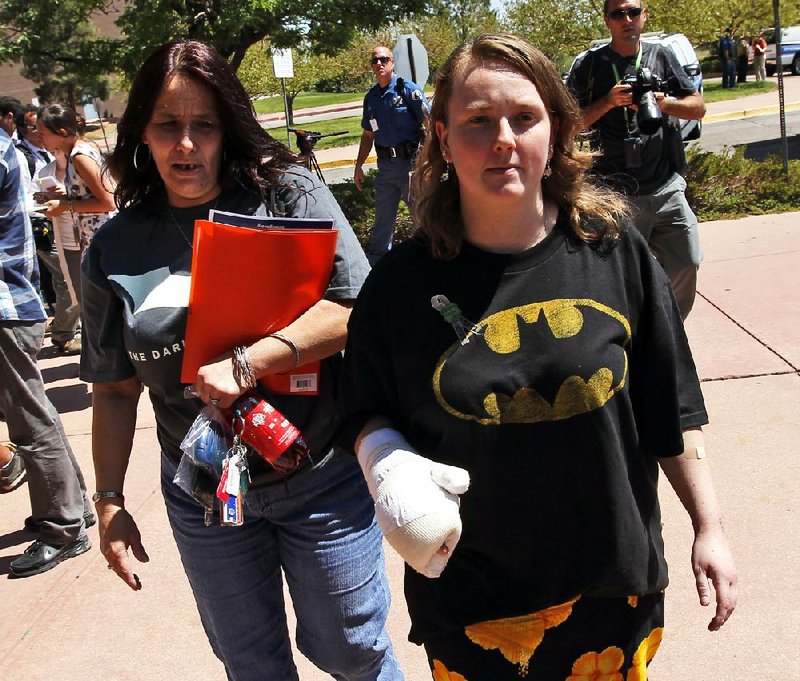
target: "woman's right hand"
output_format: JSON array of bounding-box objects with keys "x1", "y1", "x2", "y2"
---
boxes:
[{"x1": 97, "y1": 500, "x2": 150, "y2": 591}]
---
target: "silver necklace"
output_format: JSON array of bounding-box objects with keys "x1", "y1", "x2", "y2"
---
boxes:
[{"x1": 165, "y1": 196, "x2": 220, "y2": 250}]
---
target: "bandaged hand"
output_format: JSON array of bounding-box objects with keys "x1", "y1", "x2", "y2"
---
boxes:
[{"x1": 357, "y1": 428, "x2": 470, "y2": 578}]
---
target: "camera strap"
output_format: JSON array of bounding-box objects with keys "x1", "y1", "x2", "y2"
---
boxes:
[{"x1": 611, "y1": 46, "x2": 642, "y2": 132}]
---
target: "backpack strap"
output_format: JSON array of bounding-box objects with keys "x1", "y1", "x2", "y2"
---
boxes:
[{"x1": 395, "y1": 77, "x2": 424, "y2": 126}]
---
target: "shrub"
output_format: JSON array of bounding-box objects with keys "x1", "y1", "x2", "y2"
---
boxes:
[{"x1": 685, "y1": 146, "x2": 800, "y2": 221}]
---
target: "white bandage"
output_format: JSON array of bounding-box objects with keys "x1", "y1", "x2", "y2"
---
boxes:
[{"x1": 357, "y1": 428, "x2": 470, "y2": 578}]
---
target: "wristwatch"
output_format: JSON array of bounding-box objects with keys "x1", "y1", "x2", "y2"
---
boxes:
[{"x1": 92, "y1": 490, "x2": 125, "y2": 503}]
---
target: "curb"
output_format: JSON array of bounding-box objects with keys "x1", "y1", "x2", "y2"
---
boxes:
[
  {"x1": 704, "y1": 101, "x2": 800, "y2": 123},
  {"x1": 318, "y1": 155, "x2": 376, "y2": 170}
]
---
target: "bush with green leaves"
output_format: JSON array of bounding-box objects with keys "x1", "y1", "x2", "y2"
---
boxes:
[{"x1": 685, "y1": 146, "x2": 800, "y2": 221}]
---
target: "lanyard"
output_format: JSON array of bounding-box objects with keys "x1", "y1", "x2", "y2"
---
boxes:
[{"x1": 611, "y1": 46, "x2": 642, "y2": 131}]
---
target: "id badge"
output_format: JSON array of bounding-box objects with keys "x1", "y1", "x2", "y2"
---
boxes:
[{"x1": 369, "y1": 118, "x2": 379, "y2": 132}]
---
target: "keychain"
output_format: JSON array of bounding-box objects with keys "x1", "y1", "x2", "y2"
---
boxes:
[
  {"x1": 431, "y1": 294, "x2": 483, "y2": 345},
  {"x1": 217, "y1": 435, "x2": 249, "y2": 527}
]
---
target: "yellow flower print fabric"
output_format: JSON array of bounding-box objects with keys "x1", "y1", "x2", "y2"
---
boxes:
[
  {"x1": 567, "y1": 646, "x2": 625, "y2": 681},
  {"x1": 626, "y1": 628, "x2": 663, "y2": 681},
  {"x1": 432, "y1": 659, "x2": 469, "y2": 681},
  {"x1": 464, "y1": 597, "x2": 579, "y2": 675}
]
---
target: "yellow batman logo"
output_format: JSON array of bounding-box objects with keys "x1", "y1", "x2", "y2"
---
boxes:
[{"x1": 433, "y1": 299, "x2": 631, "y2": 425}]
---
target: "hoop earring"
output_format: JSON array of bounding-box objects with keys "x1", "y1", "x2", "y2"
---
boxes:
[
  {"x1": 543, "y1": 158, "x2": 552, "y2": 178},
  {"x1": 133, "y1": 143, "x2": 151, "y2": 171}
]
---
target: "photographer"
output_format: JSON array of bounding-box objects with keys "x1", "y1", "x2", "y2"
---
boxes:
[{"x1": 568, "y1": 0, "x2": 705, "y2": 319}]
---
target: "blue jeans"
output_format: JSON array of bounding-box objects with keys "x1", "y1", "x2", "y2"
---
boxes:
[
  {"x1": 722, "y1": 60, "x2": 737, "y2": 88},
  {"x1": 367, "y1": 157, "x2": 413, "y2": 266},
  {"x1": 161, "y1": 450, "x2": 403, "y2": 681}
]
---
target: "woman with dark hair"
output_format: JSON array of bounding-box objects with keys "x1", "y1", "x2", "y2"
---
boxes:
[
  {"x1": 80, "y1": 40, "x2": 402, "y2": 680},
  {"x1": 37, "y1": 104, "x2": 116, "y2": 256},
  {"x1": 337, "y1": 34, "x2": 737, "y2": 679}
]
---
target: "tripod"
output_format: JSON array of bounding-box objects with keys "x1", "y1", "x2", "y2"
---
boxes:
[{"x1": 288, "y1": 128, "x2": 348, "y2": 185}]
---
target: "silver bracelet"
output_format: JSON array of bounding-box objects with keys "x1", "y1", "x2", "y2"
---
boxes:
[
  {"x1": 268, "y1": 332, "x2": 301, "y2": 371},
  {"x1": 232, "y1": 345, "x2": 257, "y2": 389}
]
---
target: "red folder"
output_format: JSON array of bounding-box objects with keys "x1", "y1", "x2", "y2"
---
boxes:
[{"x1": 180, "y1": 218, "x2": 339, "y2": 395}]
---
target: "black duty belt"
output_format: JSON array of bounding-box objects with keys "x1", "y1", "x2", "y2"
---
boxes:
[{"x1": 375, "y1": 142, "x2": 417, "y2": 160}]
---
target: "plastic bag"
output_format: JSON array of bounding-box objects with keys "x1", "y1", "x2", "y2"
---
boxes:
[{"x1": 180, "y1": 404, "x2": 233, "y2": 476}]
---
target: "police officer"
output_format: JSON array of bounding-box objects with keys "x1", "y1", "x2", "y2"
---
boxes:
[{"x1": 354, "y1": 46, "x2": 429, "y2": 265}]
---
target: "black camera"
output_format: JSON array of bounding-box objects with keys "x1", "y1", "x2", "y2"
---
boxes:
[{"x1": 621, "y1": 67, "x2": 674, "y2": 135}]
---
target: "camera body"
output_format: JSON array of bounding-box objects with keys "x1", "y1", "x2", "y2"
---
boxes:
[{"x1": 621, "y1": 66, "x2": 674, "y2": 135}]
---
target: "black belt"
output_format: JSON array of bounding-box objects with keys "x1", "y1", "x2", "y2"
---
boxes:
[{"x1": 375, "y1": 142, "x2": 417, "y2": 160}]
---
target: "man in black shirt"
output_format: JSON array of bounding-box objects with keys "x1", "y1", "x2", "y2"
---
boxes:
[{"x1": 568, "y1": 0, "x2": 705, "y2": 319}]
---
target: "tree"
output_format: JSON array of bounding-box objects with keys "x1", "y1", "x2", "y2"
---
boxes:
[
  {"x1": 2, "y1": 0, "x2": 425, "y2": 99},
  {"x1": 0, "y1": 0, "x2": 112, "y2": 108},
  {"x1": 503, "y1": 0, "x2": 606, "y2": 69},
  {"x1": 238, "y1": 42, "x2": 344, "y2": 123},
  {"x1": 113, "y1": 0, "x2": 425, "y2": 77}
]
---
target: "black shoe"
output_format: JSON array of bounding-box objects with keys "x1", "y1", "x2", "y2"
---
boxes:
[
  {"x1": 9, "y1": 536, "x2": 92, "y2": 578},
  {"x1": 0, "y1": 446, "x2": 26, "y2": 493},
  {"x1": 23, "y1": 512, "x2": 97, "y2": 534}
]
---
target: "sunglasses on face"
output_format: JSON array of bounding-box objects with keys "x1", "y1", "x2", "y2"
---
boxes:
[
  {"x1": 371, "y1": 56, "x2": 392, "y2": 65},
  {"x1": 607, "y1": 7, "x2": 644, "y2": 19}
]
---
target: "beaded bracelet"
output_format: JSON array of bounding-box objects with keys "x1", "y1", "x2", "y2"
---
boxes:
[{"x1": 268, "y1": 332, "x2": 301, "y2": 371}]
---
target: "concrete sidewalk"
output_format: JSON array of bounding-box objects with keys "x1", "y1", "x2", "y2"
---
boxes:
[{"x1": 1, "y1": 211, "x2": 798, "y2": 680}]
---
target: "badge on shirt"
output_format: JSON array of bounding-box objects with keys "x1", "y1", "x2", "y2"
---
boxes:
[{"x1": 369, "y1": 118, "x2": 379, "y2": 132}]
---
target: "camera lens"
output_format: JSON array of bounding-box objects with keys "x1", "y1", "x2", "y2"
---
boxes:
[{"x1": 636, "y1": 91, "x2": 663, "y2": 135}]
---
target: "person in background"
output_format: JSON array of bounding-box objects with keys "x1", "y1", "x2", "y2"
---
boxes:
[
  {"x1": 752, "y1": 33, "x2": 767, "y2": 82},
  {"x1": 354, "y1": 45, "x2": 429, "y2": 265},
  {"x1": 567, "y1": 0, "x2": 706, "y2": 320},
  {"x1": 337, "y1": 34, "x2": 737, "y2": 680},
  {"x1": 736, "y1": 35, "x2": 749, "y2": 83},
  {"x1": 37, "y1": 104, "x2": 116, "y2": 256},
  {"x1": 16, "y1": 104, "x2": 81, "y2": 355},
  {"x1": 0, "y1": 114, "x2": 94, "y2": 576},
  {"x1": 720, "y1": 27, "x2": 737, "y2": 88},
  {"x1": 80, "y1": 40, "x2": 402, "y2": 681}
]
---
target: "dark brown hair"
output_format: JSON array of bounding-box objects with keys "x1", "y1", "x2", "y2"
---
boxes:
[{"x1": 109, "y1": 40, "x2": 296, "y2": 209}]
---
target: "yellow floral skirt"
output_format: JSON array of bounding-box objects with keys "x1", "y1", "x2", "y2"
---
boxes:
[{"x1": 424, "y1": 593, "x2": 664, "y2": 681}]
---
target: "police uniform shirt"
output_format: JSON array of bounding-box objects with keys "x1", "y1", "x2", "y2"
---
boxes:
[{"x1": 361, "y1": 73, "x2": 428, "y2": 149}]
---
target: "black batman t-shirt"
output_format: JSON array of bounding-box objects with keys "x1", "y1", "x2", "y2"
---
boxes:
[
  {"x1": 337, "y1": 215, "x2": 707, "y2": 643},
  {"x1": 81, "y1": 167, "x2": 370, "y2": 485}
]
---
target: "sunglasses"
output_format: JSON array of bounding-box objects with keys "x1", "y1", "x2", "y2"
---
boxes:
[
  {"x1": 371, "y1": 56, "x2": 392, "y2": 65},
  {"x1": 607, "y1": 7, "x2": 644, "y2": 19}
]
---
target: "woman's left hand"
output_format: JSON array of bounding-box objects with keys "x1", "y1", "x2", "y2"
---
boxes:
[
  {"x1": 691, "y1": 526, "x2": 738, "y2": 631},
  {"x1": 194, "y1": 352, "x2": 246, "y2": 409}
]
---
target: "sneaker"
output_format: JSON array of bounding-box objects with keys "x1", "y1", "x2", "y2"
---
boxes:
[
  {"x1": 0, "y1": 445, "x2": 26, "y2": 493},
  {"x1": 24, "y1": 512, "x2": 97, "y2": 533},
  {"x1": 53, "y1": 337, "x2": 82, "y2": 356},
  {"x1": 9, "y1": 536, "x2": 92, "y2": 578}
]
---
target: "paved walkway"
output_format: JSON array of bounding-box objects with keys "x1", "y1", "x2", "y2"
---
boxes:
[{"x1": 1, "y1": 78, "x2": 799, "y2": 681}]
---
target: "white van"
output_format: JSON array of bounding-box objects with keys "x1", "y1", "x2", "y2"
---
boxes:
[{"x1": 763, "y1": 26, "x2": 800, "y2": 76}]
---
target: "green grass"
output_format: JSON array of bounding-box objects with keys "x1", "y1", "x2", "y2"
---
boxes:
[
  {"x1": 701, "y1": 80, "x2": 777, "y2": 103},
  {"x1": 265, "y1": 115, "x2": 364, "y2": 152},
  {"x1": 252, "y1": 92, "x2": 362, "y2": 115}
]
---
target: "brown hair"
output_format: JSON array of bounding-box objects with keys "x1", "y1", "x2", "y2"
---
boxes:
[{"x1": 411, "y1": 33, "x2": 628, "y2": 259}]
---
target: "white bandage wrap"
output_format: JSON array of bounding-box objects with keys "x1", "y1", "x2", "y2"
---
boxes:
[{"x1": 357, "y1": 428, "x2": 470, "y2": 578}]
